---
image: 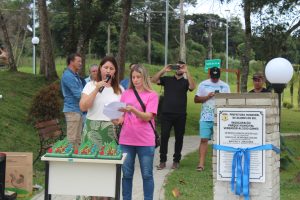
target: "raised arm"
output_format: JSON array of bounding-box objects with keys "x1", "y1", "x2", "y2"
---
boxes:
[{"x1": 151, "y1": 65, "x2": 171, "y2": 84}]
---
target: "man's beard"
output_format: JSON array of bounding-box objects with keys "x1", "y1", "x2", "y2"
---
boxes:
[{"x1": 176, "y1": 71, "x2": 184, "y2": 76}]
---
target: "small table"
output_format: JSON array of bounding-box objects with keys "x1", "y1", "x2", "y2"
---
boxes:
[{"x1": 41, "y1": 154, "x2": 126, "y2": 200}]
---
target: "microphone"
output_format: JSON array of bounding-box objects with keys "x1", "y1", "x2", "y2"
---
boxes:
[{"x1": 99, "y1": 74, "x2": 111, "y2": 93}]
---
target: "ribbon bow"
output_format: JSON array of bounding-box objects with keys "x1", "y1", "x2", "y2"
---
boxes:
[{"x1": 213, "y1": 144, "x2": 280, "y2": 200}]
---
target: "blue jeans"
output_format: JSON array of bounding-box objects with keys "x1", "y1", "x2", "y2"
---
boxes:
[{"x1": 120, "y1": 145, "x2": 155, "y2": 200}]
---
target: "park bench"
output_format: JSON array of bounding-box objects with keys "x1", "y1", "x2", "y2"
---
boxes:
[{"x1": 34, "y1": 119, "x2": 64, "y2": 164}]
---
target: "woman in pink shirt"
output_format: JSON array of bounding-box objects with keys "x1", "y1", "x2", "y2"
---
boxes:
[{"x1": 113, "y1": 64, "x2": 158, "y2": 200}]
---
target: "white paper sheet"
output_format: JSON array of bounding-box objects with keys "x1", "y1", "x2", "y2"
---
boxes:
[{"x1": 103, "y1": 101, "x2": 127, "y2": 119}]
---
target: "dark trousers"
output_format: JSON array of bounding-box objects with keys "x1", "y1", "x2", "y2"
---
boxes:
[{"x1": 159, "y1": 113, "x2": 186, "y2": 163}]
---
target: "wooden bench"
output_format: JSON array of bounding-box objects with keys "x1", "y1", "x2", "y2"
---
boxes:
[{"x1": 34, "y1": 119, "x2": 64, "y2": 164}]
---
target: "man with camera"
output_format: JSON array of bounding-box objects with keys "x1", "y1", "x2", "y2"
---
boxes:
[
  {"x1": 151, "y1": 61, "x2": 196, "y2": 170},
  {"x1": 194, "y1": 67, "x2": 230, "y2": 171}
]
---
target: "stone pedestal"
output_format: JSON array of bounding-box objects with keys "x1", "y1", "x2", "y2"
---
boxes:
[{"x1": 213, "y1": 93, "x2": 280, "y2": 200}]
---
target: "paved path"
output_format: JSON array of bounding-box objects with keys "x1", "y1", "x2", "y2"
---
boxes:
[{"x1": 32, "y1": 136, "x2": 200, "y2": 200}]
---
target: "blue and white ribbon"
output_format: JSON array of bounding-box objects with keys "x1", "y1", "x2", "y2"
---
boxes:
[{"x1": 213, "y1": 144, "x2": 280, "y2": 200}]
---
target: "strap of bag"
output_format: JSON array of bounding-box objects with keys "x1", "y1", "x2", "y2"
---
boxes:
[{"x1": 133, "y1": 88, "x2": 158, "y2": 137}]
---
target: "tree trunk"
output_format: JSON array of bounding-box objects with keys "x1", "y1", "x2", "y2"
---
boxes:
[
  {"x1": 107, "y1": 24, "x2": 111, "y2": 55},
  {"x1": 147, "y1": 16, "x2": 151, "y2": 64},
  {"x1": 0, "y1": 11, "x2": 17, "y2": 71},
  {"x1": 290, "y1": 79, "x2": 294, "y2": 106},
  {"x1": 241, "y1": 0, "x2": 252, "y2": 93},
  {"x1": 76, "y1": 34, "x2": 88, "y2": 77},
  {"x1": 179, "y1": 0, "x2": 186, "y2": 62},
  {"x1": 65, "y1": 0, "x2": 77, "y2": 55},
  {"x1": 16, "y1": 29, "x2": 27, "y2": 67},
  {"x1": 37, "y1": 0, "x2": 58, "y2": 80},
  {"x1": 117, "y1": 0, "x2": 132, "y2": 80},
  {"x1": 298, "y1": 68, "x2": 300, "y2": 110}
]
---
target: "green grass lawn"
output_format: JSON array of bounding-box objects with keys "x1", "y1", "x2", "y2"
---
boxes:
[{"x1": 164, "y1": 136, "x2": 300, "y2": 200}]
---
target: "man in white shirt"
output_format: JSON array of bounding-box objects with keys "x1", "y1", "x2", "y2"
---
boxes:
[
  {"x1": 194, "y1": 67, "x2": 230, "y2": 171},
  {"x1": 85, "y1": 64, "x2": 98, "y2": 83}
]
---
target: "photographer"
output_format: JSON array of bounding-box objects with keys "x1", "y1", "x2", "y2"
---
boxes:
[
  {"x1": 194, "y1": 67, "x2": 230, "y2": 172},
  {"x1": 151, "y1": 61, "x2": 195, "y2": 170}
]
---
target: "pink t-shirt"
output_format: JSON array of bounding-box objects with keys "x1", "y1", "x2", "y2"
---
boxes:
[{"x1": 119, "y1": 89, "x2": 159, "y2": 146}]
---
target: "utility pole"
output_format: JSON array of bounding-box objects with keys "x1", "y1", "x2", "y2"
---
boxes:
[
  {"x1": 207, "y1": 19, "x2": 213, "y2": 59},
  {"x1": 107, "y1": 24, "x2": 111, "y2": 55},
  {"x1": 164, "y1": 0, "x2": 169, "y2": 66},
  {"x1": 147, "y1": 0, "x2": 151, "y2": 64},
  {"x1": 32, "y1": 0, "x2": 36, "y2": 74},
  {"x1": 225, "y1": 10, "x2": 230, "y2": 83},
  {"x1": 179, "y1": 0, "x2": 186, "y2": 62}
]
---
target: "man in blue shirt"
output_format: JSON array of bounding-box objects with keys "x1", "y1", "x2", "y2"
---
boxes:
[{"x1": 61, "y1": 53, "x2": 83, "y2": 147}]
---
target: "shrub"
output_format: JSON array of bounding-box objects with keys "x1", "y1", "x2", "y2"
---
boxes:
[
  {"x1": 283, "y1": 102, "x2": 293, "y2": 109},
  {"x1": 28, "y1": 80, "x2": 63, "y2": 122},
  {"x1": 151, "y1": 41, "x2": 165, "y2": 64}
]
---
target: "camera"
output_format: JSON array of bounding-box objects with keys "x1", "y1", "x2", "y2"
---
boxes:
[
  {"x1": 170, "y1": 64, "x2": 180, "y2": 70},
  {"x1": 215, "y1": 90, "x2": 219, "y2": 93}
]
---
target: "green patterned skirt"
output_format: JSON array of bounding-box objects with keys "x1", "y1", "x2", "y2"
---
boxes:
[{"x1": 81, "y1": 118, "x2": 118, "y2": 146}]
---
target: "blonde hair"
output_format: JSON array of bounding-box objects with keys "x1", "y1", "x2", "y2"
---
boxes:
[{"x1": 129, "y1": 64, "x2": 153, "y2": 92}]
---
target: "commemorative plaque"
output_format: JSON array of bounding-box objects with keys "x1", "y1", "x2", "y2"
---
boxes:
[{"x1": 216, "y1": 108, "x2": 266, "y2": 182}]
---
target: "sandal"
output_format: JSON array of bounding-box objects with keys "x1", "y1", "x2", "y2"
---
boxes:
[{"x1": 196, "y1": 166, "x2": 204, "y2": 172}]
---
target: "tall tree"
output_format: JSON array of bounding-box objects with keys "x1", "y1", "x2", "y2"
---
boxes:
[
  {"x1": 240, "y1": 0, "x2": 252, "y2": 92},
  {"x1": 117, "y1": 0, "x2": 132, "y2": 80},
  {"x1": 0, "y1": 10, "x2": 17, "y2": 71},
  {"x1": 49, "y1": 0, "x2": 117, "y2": 76},
  {"x1": 37, "y1": 0, "x2": 58, "y2": 80}
]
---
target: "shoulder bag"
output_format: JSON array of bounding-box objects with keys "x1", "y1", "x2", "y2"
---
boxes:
[{"x1": 133, "y1": 88, "x2": 160, "y2": 148}]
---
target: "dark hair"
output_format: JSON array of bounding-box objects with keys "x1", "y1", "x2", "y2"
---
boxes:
[
  {"x1": 98, "y1": 56, "x2": 121, "y2": 94},
  {"x1": 66, "y1": 53, "x2": 81, "y2": 65},
  {"x1": 129, "y1": 63, "x2": 137, "y2": 69}
]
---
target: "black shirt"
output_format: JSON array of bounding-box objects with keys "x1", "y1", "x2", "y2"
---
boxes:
[{"x1": 159, "y1": 76, "x2": 189, "y2": 114}]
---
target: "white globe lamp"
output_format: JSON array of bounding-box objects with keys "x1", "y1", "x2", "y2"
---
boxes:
[
  {"x1": 265, "y1": 57, "x2": 294, "y2": 130},
  {"x1": 265, "y1": 57, "x2": 293, "y2": 93},
  {"x1": 31, "y1": 36, "x2": 40, "y2": 45},
  {"x1": 31, "y1": 37, "x2": 39, "y2": 75}
]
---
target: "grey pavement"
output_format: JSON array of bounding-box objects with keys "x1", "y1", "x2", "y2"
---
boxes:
[{"x1": 32, "y1": 135, "x2": 200, "y2": 200}]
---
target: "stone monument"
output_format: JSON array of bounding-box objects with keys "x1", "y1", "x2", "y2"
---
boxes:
[{"x1": 213, "y1": 93, "x2": 280, "y2": 200}]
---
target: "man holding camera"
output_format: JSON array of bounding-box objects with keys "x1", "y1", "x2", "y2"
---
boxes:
[
  {"x1": 194, "y1": 67, "x2": 230, "y2": 171},
  {"x1": 151, "y1": 61, "x2": 196, "y2": 170}
]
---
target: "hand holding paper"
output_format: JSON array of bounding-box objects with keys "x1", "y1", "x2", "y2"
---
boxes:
[{"x1": 103, "y1": 101, "x2": 127, "y2": 119}]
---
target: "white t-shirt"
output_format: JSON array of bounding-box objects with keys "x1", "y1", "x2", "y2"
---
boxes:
[
  {"x1": 196, "y1": 79, "x2": 230, "y2": 121},
  {"x1": 82, "y1": 81, "x2": 123, "y2": 121}
]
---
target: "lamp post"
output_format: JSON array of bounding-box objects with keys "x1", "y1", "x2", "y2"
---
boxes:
[
  {"x1": 225, "y1": 9, "x2": 230, "y2": 84},
  {"x1": 265, "y1": 57, "x2": 294, "y2": 130},
  {"x1": 32, "y1": 0, "x2": 38, "y2": 75},
  {"x1": 31, "y1": 36, "x2": 39, "y2": 75},
  {"x1": 164, "y1": 0, "x2": 169, "y2": 66}
]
